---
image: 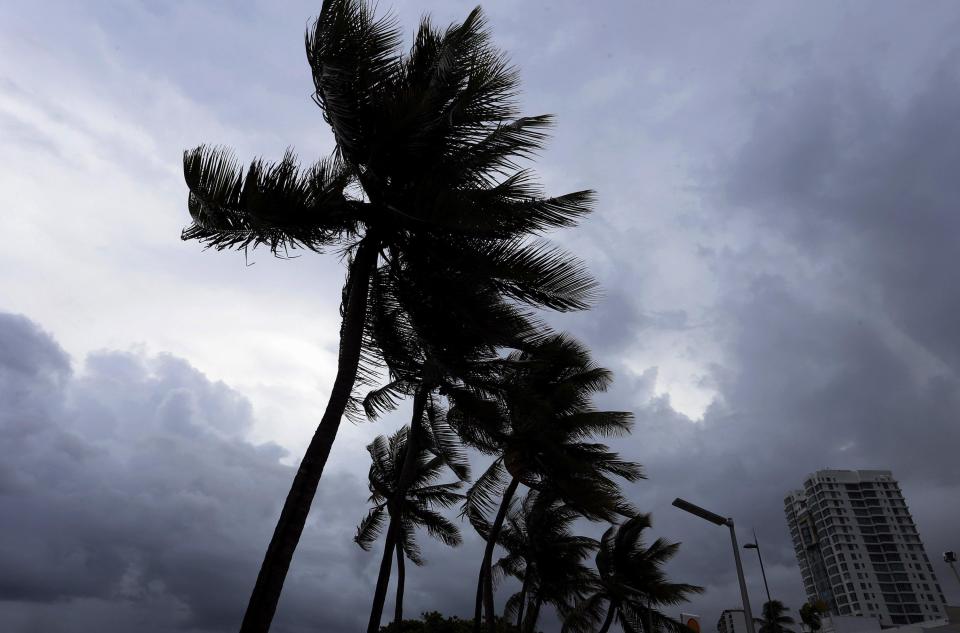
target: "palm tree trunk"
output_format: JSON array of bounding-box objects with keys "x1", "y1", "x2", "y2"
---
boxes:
[
  {"x1": 515, "y1": 571, "x2": 531, "y2": 628},
  {"x1": 473, "y1": 476, "x2": 521, "y2": 633},
  {"x1": 239, "y1": 239, "x2": 378, "y2": 633},
  {"x1": 394, "y1": 545, "x2": 405, "y2": 628},
  {"x1": 522, "y1": 598, "x2": 541, "y2": 633},
  {"x1": 367, "y1": 513, "x2": 400, "y2": 633},
  {"x1": 597, "y1": 604, "x2": 616, "y2": 633},
  {"x1": 367, "y1": 386, "x2": 429, "y2": 633}
]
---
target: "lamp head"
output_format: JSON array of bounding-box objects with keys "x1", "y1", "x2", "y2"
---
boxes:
[{"x1": 672, "y1": 498, "x2": 729, "y2": 526}]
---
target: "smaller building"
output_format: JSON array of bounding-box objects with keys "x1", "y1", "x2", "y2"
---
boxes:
[{"x1": 717, "y1": 609, "x2": 763, "y2": 633}]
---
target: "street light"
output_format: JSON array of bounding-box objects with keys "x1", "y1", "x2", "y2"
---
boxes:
[
  {"x1": 744, "y1": 529, "x2": 772, "y2": 607},
  {"x1": 673, "y1": 498, "x2": 757, "y2": 633}
]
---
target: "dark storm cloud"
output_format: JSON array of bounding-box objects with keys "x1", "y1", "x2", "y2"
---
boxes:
[
  {"x1": 727, "y1": 55, "x2": 960, "y2": 371},
  {"x1": 0, "y1": 312, "x2": 381, "y2": 633}
]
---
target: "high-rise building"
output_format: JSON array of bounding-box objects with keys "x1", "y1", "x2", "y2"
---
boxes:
[{"x1": 784, "y1": 469, "x2": 948, "y2": 626}]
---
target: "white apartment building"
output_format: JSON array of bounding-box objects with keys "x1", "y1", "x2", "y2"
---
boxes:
[
  {"x1": 716, "y1": 609, "x2": 762, "y2": 633},
  {"x1": 784, "y1": 470, "x2": 948, "y2": 626}
]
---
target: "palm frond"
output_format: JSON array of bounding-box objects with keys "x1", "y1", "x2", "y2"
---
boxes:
[
  {"x1": 424, "y1": 398, "x2": 471, "y2": 481},
  {"x1": 476, "y1": 239, "x2": 599, "y2": 312},
  {"x1": 362, "y1": 378, "x2": 410, "y2": 419},
  {"x1": 561, "y1": 593, "x2": 609, "y2": 633},
  {"x1": 564, "y1": 410, "x2": 634, "y2": 438},
  {"x1": 355, "y1": 506, "x2": 387, "y2": 550},
  {"x1": 409, "y1": 482, "x2": 464, "y2": 509},
  {"x1": 182, "y1": 145, "x2": 353, "y2": 253},
  {"x1": 463, "y1": 457, "x2": 510, "y2": 523},
  {"x1": 503, "y1": 590, "x2": 526, "y2": 623},
  {"x1": 450, "y1": 115, "x2": 554, "y2": 183},
  {"x1": 409, "y1": 506, "x2": 462, "y2": 548},
  {"x1": 398, "y1": 519, "x2": 425, "y2": 566},
  {"x1": 306, "y1": 0, "x2": 403, "y2": 164}
]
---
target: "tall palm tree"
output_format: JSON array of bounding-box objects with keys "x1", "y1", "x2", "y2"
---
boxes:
[
  {"x1": 496, "y1": 492, "x2": 598, "y2": 633},
  {"x1": 447, "y1": 335, "x2": 642, "y2": 633},
  {"x1": 180, "y1": 2, "x2": 596, "y2": 630},
  {"x1": 563, "y1": 513, "x2": 703, "y2": 633},
  {"x1": 759, "y1": 601, "x2": 796, "y2": 633},
  {"x1": 356, "y1": 426, "x2": 464, "y2": 632}
]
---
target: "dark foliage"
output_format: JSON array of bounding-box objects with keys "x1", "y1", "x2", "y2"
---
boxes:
[{"x1": 380, "y1": 611, "x2": 539, "y2": 633}]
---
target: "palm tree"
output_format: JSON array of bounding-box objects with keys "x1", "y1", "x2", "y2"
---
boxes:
[
  {"x1": 759, "y1": 601, "x2": 796, "y2": 633},
  {"x1": 563, "y1": 513, "x2": 703, "y2": 633},
  {"x1": 496, "y1": 492, "x2": 599, "y2": 633},
  {"x1": 356, "y1": 426, "x2": 465, "y2": 631},
  {"x1": 798, "y1": 602, "x2": 824, "y2": 633},
  {"x1": 447, "y1": 335, "x2": 642, "y2": 633},
  {"x1": 180, "y1": 2, "x2": 596, "y2": 630}
]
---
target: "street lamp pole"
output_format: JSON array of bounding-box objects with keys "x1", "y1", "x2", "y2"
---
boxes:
[
  {"x1": 745, "y1": 529, "x2": 772, "y2": 607},
  {"x1": 673, "y1": 498, "x2": 757, "y2": 633}
]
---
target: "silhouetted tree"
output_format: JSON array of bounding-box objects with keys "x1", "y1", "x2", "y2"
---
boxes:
[
  {"x1": 380, "y1": 611, "x2": 535, "y2": 633},
  {"x1": 495, "y1": 492, "x2": 599, "y2": 633},
  {"x1": 563, "y1": 513, "x2": 702, "y2": 633},
  {"x1": 798, "y1": 602, "x2": 824, "y2": 633},
  {"x1": 356, "y1": 427, "x2": 464, "y2": 632},
  {"x1": 447, "y1": 335, "x2": 642, "y2": 633},
  {"x1": 759, "y1": 601, "x2": 796, "y2": 633}
]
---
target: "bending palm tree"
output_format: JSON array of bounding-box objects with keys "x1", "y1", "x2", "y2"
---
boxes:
[
  {"x1": 563, "y1": 513, "x2": 702, "y2": 633},
  {"x1": 448, "y1": 335, "x2": 642, "y2": 633},
  {"x1": 759, "y1": 601, "x2": 796, "y2": 633},
  {"x1": 356, "y1": 426, "x2": 464, "y2": 632},
  {"x1": 496, "y1": 492, "x2": 598, "y2": 633},
  {"x1": 181, "y1": 2, "x2": 596, "y2": 630}
]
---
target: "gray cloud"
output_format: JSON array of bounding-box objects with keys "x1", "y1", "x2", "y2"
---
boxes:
[
  {"x1": 726, "y1": 56, "x2": 960, "y2": 371},
  {"x1": 0, "y1": 312, "x2": 381, "y2": 633}
]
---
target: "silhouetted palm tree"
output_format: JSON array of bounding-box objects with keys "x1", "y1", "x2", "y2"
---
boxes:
[
  {"x1": 447, "y1": 335, "x2": 642, "y2": 633},
  {"x1": 798, "y1": 602, "x2": 824, "y2": 633},
  {"x1": 759, "y1": 601, "x2": 796, "y2": 633},
  {"x1": 563, "y1": 513, "x2": 703, "y2": 633},
  {"x1": 496, "y1": 492, "x2": 599, "y2": 633},
  {"x1": 356, "y1": 426, "x2": 465, "y2": 632},
  {"x1": 180, "y1": 1, "x2": 596, "y2": 629}
]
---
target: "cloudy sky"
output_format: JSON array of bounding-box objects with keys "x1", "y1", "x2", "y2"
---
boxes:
[{"x1": 3, "y1": 1, "x2": 960, "y2": 631}]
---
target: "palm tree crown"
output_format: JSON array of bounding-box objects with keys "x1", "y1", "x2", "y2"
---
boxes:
[
  {"x1": 564, "y1": 513, "x2": 703, "y2": 633},
  {"x1": 798, "y1": 602, "x2": 824, "y2": 633},
  {"x1": 356, "y1": 425, "x2": 464, "y2": 562},
  {"x1": 448, "y1": 334, "x2": 642, "y2": 633},
  {"x1": 496, "y1": 492, "x2": 600, "y2": 633},
  {"x1": 455, "y1": 334, "x2": 643, "y2": 527},
  {"x1": 759, "y1": 601, "x2": 796, "y2": 633}
]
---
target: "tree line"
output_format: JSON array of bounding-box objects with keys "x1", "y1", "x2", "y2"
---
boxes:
[{"x1": 181, "y1": 1, "x2": 701, "y2": 632}]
